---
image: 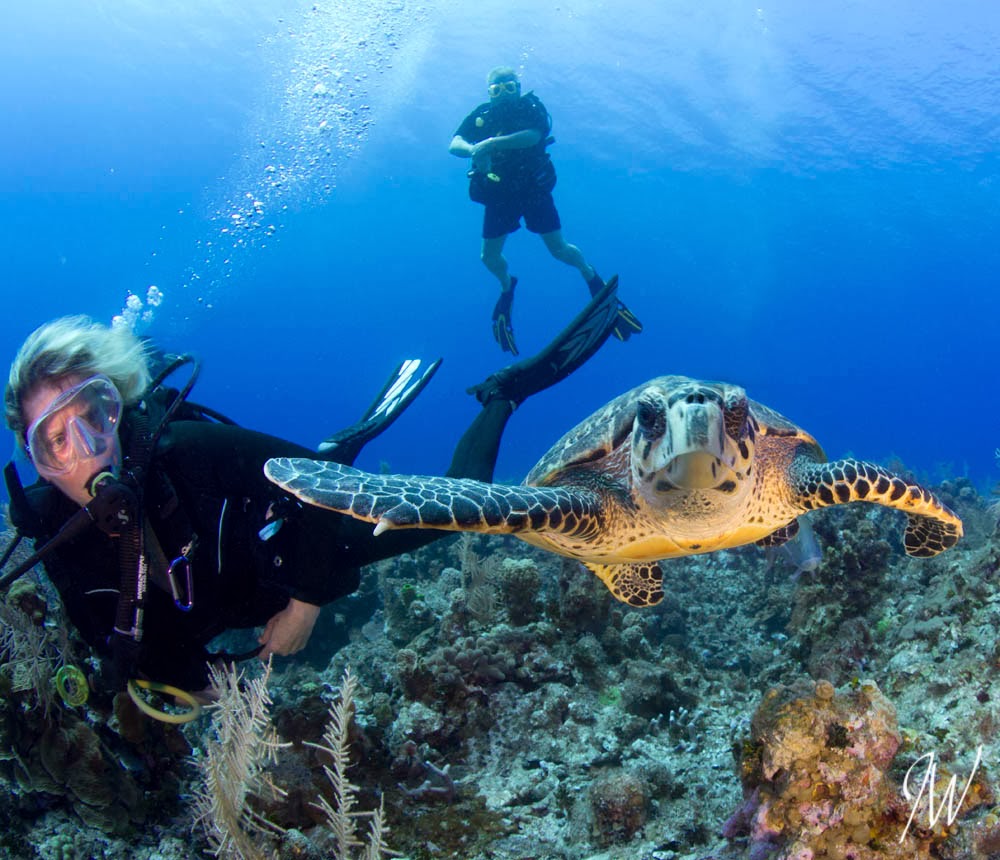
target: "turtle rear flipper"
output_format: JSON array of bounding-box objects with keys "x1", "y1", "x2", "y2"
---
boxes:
[
  {"x1": 584, "y1": 561, "x2": 664, "y2": 607},
  {"x1": 791, "y1": 458, "x2": 963, "y2": 556},
  {"x1": 755, "y1": 520, "x2": 800, "y2": 548},
  {"x1": 265, "y1": 458, "x2": 604, "y2": 536},
  {"x1": 903, "y1": 512, "x2": 962, "y2": 557}
]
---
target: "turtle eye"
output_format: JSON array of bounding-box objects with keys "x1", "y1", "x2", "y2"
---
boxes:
[
  {"x1": 724, "y1": 395, "x2": 749, "y2": 441},
  {"x1": 636, "y1": 396, "x2": 665, "y2": 439}
]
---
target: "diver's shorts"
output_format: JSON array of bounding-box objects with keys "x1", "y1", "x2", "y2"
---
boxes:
[{"x1": 482, "y1": 189, "x2": 561, "y2": 239}]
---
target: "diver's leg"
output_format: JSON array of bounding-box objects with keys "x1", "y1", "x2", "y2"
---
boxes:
[
  {"x1": 540, "y1": 229, "x2": 592, "y2": 279},
  {"x1": 452, "y1": 279, "x2": 622, "y2": 481},
  {"x1": 445, "y1": 399, "x2": 514, "y2": 481},
  {"x1": 527, "y1": 194, "x2": 590, "y2": 282},
  {"x1": 481, "y1": 235, "x2": 512, "y2": 290}
]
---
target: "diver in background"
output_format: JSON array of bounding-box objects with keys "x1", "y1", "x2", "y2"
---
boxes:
[
  {"x1": 2, "y1": 283, "x2": 622, "y2": 701},
  {"x1": 449, "y1": 65, "x2": 643, "y2": 355}
]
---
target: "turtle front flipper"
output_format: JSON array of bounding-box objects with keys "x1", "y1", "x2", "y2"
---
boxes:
[
  {"x1": 265, "y1": 458, "x2": 604, "y2": 537},
  {"x1": 790, "y1": 458, "x2": 963, "y2": 556},
  {"x1": 583, "y1": 561, "x2": 664, "y2": 607}
]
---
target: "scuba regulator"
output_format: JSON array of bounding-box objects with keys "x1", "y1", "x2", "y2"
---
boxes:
[
  {"x1": 0, "y1": 467, "x2": 140, "y2": 591},
  {"x1": 0, "y1": 355, "x2": 211, "y2": 723}
]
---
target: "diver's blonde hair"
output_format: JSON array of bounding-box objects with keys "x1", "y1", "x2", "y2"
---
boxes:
[{"x1": 5, "y1": 316, "x2": 151, "y2": 441}]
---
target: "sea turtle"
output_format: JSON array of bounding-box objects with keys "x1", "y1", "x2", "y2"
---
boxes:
[{"x1": 265, "y1": 375, "x2": 963, "y2": 608}]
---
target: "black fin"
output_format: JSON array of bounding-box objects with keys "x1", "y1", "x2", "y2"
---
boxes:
[
  {"x1": 611, "y1": 301, "x2": 643, "y2": 341},
  {"x1": 319, "y1": 358, "x2": 442, "y2": 464},
  {"x1": 469, "y1": 277, "x2": 621, "y2": 407},
  {"x1": 491, "y1": 278, "x2": 518, "y2": 355}
]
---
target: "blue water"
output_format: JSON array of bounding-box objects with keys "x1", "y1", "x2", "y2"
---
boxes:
[{"x1": 1, "y1": 0, "x2": 998, "y2": 497}]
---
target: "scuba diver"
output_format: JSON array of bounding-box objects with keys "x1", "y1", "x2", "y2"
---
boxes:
[
  {"x1": 449, "y1": 65, "x2": 643, "y2": 356},
  {"x1": 0, "y1": 281, "x2": 623, "y2": 714}
]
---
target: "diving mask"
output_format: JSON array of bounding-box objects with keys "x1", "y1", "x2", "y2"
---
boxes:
[
  {"x1": 25, "y1": 374, "x2": 123, "y2": 481},
  {"x1": 488, "y1": 80, "x2": 519, "y2": 98}
]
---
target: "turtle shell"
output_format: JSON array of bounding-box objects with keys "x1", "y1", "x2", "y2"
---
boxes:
[
  {"x1": 747, "y1": 399, "x2": 826, "y2": 461},
  {"x1": 525, "y1": 380, "x2": 646, "y2": 487},
  {"x1": 525, "y1": 375, "x2": 826, "y2": 488}
]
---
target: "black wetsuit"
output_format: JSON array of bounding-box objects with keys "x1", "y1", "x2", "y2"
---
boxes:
[
  {"x1": 455, "y1": 93, "x2": 559, "y2": 238},
  {"x1": 17, "y1": 396, "x2": 513, "y2": 691}
]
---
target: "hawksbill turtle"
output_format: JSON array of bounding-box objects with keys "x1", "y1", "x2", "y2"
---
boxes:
[{"x1": 265, "y1": 375, "x2": 963, "y2": 607}]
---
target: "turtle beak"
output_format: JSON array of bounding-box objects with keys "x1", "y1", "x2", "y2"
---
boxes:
[
  {"x1": 660, "y1": 451, "x2": 739, "y2": 491},
  {"x1": 655, "y1": 394, "x2": 741, "y2": 492}
]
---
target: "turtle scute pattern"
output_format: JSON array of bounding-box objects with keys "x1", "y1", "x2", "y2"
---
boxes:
[
  {"x1": 264, "y1": 458, "x2": 606, "y2": 539},
  {"x1": 790, "y1": 457, "x2": 962, "y2": 557},
  {"x1": 526, "y1": 388, "x2": 638, "y2": 486},
  {"x1": 587, "y1": 561, "x2": 665, "y2": 608}
]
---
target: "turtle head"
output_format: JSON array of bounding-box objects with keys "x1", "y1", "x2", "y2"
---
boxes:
[{"x1": 631, "y1": 381, "x2": 756, "y2": 507}]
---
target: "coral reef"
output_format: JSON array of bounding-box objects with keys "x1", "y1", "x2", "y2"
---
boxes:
[
  {"x1": 723, "y1": 678, "x2": 985, "y2": 858},
  {"x1": 590, "y1": 769, "x2": 651, "y2": 846},
  {"x1": 2, "y1": 472, "x2": 1000, "y2": 859},
  {"x1": 0, "y1": 571, "x2": 164, "y2": 836}
]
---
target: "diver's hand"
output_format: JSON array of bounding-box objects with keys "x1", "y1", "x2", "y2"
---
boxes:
[
  {"x1": 258, "y1": 598, "x2": 320, "y2": 658},
  {"x1": 470, "y1": 139, "x2": 496, "y2": 170},
  {"x1": 471, "y1": 138, "x2": 496, "y2": 158}
]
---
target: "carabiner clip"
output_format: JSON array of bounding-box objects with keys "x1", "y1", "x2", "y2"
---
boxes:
[{"x1": 168, "y1": 554, "x2": 194, "y2": 612}]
